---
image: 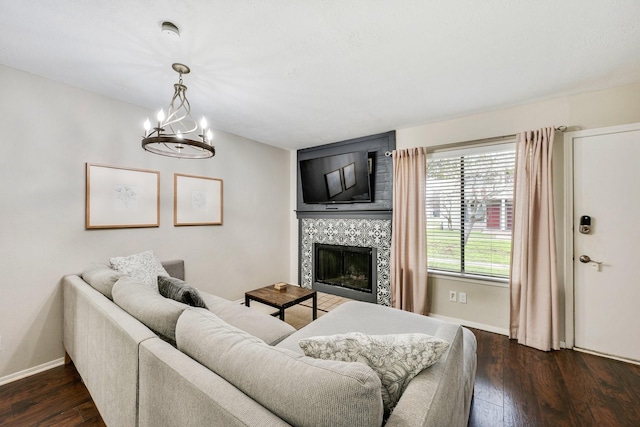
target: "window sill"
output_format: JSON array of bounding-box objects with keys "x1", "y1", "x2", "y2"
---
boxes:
[{"x1": 427, "y1": 270, "x2": 509, "y2": 288}]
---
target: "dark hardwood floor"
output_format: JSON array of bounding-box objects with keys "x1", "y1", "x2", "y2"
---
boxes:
[
  {"x1": 469, "y1": 328, "x2": 640, "y2": 427},
  {"x1": 1, "y1": 329, "x2": 639, "y2": 426},
  {"x1": 0, "y1": 363, "x2": 105, "y2": 427}
]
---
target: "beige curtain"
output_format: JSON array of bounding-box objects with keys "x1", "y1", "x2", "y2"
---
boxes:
[
  {"x1": 391, "y1": 147, "x2": 428, "y2": 315},
  {"x1": 510, "y1": 127, "x2": 560, "y2": 351}
]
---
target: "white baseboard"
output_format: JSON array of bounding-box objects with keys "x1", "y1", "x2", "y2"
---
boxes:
[
  {"x1": 0, "y1": 357, "x2": 65, "y2": 387},
  {"x1": 428, "y1": 315, "x2": 570, "y2": 349},
  {"x1": 574, "y1": 347, "x2": 640, "y2": 365},
  {"x1": 428, "y1": 314, "x2": 509, "y2": 336}
]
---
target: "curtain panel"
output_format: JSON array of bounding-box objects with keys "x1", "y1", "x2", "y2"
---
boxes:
[
  {"x1": 509, "y1": 127, "x2": 560, "y2": 351},
  {"x1": 391, "y1": 147, "x2": 428, "y2": 315}
]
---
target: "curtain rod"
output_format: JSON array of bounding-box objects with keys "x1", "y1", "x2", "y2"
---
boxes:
[{"x1": 384, "y1": 125, "x2": 568, "y2": 157}]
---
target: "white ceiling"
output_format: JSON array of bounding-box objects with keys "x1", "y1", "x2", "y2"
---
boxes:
[{"x1": 1, "y1": 1, "x2": 640, "y2": 150}]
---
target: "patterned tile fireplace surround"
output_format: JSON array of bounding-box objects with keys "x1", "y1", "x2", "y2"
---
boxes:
[{"x1": 300, "y1": 218, "x2": 392, "y2": 306}]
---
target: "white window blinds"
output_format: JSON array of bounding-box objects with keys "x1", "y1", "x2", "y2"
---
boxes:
[{"x1": 426, "y1": 143, "x2": 515, "y2": 279}]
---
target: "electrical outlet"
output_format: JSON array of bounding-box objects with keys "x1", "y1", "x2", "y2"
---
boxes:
[
  {"x1": 449, "y1": 291, "x2": 457, "y2": 302},
  {"x1": 459, "y1": 292, "x2": 467, "y2": 304}
]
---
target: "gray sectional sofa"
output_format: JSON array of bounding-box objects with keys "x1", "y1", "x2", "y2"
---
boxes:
[{"x1": 63, "y1": 260, "x2": 477, "y2": 427}]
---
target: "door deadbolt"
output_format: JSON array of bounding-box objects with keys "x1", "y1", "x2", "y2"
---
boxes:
[{"x1": 579, "y1": 215, "x2": 592, "y2": 234}]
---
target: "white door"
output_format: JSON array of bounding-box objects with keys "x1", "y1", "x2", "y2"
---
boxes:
[{"x1": 572, "y1": 123, "x2": 640, "y2": 362}]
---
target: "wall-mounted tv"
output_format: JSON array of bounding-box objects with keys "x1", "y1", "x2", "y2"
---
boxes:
[{"x1": 299, "y1": 151, "x2": 372, "y2": 204}]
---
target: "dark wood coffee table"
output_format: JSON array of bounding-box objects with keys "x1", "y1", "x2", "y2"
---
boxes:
[{"x1": 245, "y1": 284, "x2": 317, "y2": 321}]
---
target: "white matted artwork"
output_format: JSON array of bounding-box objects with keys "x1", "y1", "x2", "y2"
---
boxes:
[
  {"x1": 86, "y1": 163, "x2": 160, "y2": 229},
  {"x1": 174, "y1": 173, "x2": 223, "y2": 226}
]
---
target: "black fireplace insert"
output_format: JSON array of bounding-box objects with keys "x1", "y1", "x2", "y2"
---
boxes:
[{"x1": 313, "y1": 244, "x2": 376, "y2": 302}]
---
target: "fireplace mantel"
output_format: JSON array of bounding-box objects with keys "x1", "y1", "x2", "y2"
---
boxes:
[{"x1": 296, "y1": 210, "x2": 391, "y2": 220}]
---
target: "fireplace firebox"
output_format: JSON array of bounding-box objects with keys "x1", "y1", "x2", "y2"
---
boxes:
[{"x1": 313, "y1": 243, "x2": 377, "y2": 303}]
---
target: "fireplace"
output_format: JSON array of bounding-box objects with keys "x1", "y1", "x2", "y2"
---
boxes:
[
  {"x1": 299, "y1": 217, "x2": 391, "y2": 306},
  {"x1": 313, "y1": 243, "x2": 377, "y2": 303}
]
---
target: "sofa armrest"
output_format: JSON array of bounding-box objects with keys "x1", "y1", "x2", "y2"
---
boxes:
[
  {"x1": 386, "y1": 326, "x2": 465, "y2": 427},
  {"x1": 63, "y1": 274, "x2": 156, "y2": 427},
  {"x1": 162, "y1": 259, "x2": 185, "y2": 280}
]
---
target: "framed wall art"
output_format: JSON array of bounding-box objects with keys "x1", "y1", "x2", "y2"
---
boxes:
[
  {"x1": 85, "y1": 163, "x2": 160, "y2": 229},
  {"x1": 174, "y1": 173, "x2": 223, "y2": 226}
]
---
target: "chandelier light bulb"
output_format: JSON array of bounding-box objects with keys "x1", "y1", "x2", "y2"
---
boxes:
[
  {"x1": 157, "y1": 109, "x2": 165, "y2": 123},
  {"x1": 207, "y1": 129, "x2": 213, "y2": 142},
  {"x1": 143, "y1": 119, "x2": 151, "y2": 133},
  {"x1": 177, "y1": 130, "x2": 183, "y2": 139},
  {"x1": 200, "y1": 117, "x2": 208, "y2": 130}
]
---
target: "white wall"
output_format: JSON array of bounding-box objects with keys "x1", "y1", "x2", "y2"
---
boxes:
[
  {"x1": 0, "y1": 65, "x2": 291, "y2": 380},
  {"x1": 396, "y1": 82, "x2": 640, "y2": 335}
]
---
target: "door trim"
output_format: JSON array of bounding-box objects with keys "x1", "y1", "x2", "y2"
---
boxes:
[
  {"x1": 563, "y1": 131, "x2": 575, "y2": 349},
  {"x1": 563, "y1": 122, "x2": 640, "y2": 352}
]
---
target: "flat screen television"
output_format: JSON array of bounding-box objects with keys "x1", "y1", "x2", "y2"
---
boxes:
[{"x1": 299, "y1": 151, "x2": 372, "y2": 204}]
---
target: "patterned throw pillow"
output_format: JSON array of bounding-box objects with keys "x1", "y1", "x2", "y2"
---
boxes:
[
  {"x1": 299, "y1": 332, "x2": 450, "y2": 414},
  {"x1": 110, "y1": 250, "x2": 169, "y2": 290}
]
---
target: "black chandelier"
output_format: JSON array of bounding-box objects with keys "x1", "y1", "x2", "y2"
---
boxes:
[{"x1": 142, "y1": 63, "x2": 215, "y2": 159}]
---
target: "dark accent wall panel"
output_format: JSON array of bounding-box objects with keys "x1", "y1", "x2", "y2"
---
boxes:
[{"x1": 296, "y1": 131, "x2": 395, "y2": 215}]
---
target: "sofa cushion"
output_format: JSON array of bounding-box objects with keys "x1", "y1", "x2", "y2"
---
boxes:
[
  {"x1": 176, "y1": 309, "x2": 384, "y2": 427},
  {"x1": 112, "y1": 276, "x2": 188, "y2": 344},
  {"x1": 81, "y1": 263, "x2": 125, "y2": 300},
  {"x1": 277, "y1": 301, "x2": 455, "y2": 353},
  {"x1": 110, "y1": 250, "x2": 169, "y2": 290},
  {"x1": 299, "y1": 332, "x2": 449, "y2": 415},
  {"x1": 158, "y1": 276, "x2": 207, "y2": 309},
  {"x1": 199, "y1": 291, "x2": 295, "y2": 345}
]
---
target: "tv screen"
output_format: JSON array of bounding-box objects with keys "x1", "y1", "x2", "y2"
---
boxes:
[{"x1": 299, "y1": 151, "x2": 372, "y2": 204}]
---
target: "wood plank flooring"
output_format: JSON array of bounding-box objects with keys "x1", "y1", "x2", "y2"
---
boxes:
[
  {"x1": 469, "y1": 328, "x2": 640, "y2": 427},
  {"x1": 0, "y1": 363, "x2": 105, "y2": 426},
  {"x1": 1, "y1": 328, "x2": 639, "y2": 426}
]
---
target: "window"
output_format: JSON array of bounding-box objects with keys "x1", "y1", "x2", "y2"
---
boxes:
[{"x1": 426, "y1": 143, "x2": 515, "y2": 279}]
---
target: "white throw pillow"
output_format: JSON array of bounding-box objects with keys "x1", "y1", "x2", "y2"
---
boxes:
[
  {"x1": 299, "y1": 332, "x2": 449, "y2": 414},
  {"x1": 110, "y1": 250, "x2": 169, "y2": 290}
]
